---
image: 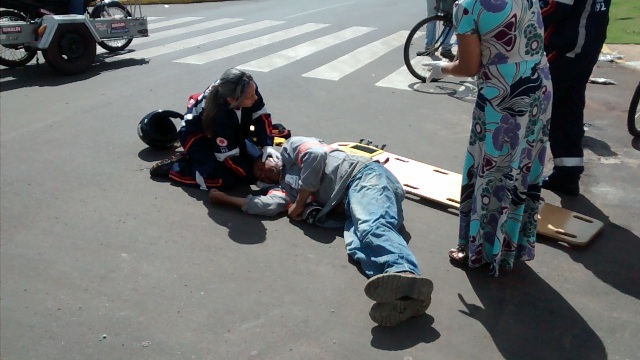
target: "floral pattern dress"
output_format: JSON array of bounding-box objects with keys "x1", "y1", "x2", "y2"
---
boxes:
[{"x1": 454, "y1": 0, "x2": 553, "y2": 276}]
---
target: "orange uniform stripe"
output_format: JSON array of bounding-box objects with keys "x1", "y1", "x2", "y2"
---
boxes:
[
  {"x1": 296, "y1": 142, "x2": 334, "y2": 167},
  {"x1": 261, "y1": 114, "x2": 273, "y2": 136},
  {"x1": 183, "y1": 133, "x2": 204, "y2": 152},
  {"x1": 224, "y1": 157, "x2": 246, "y2": 177},
  {"x1": 541, "y1": 0, "x2": 556, "y2": 16},
  {"x1": 169, "y1": 172, "x2": 223, "y2": 188},
  {"x1": 267, "y1": 189, "x2": 287, "y2": 196}
]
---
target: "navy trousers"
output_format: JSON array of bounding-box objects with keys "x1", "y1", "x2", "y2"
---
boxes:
[{"x1": 547, "y1": 51, "x2": 601, "y2": 171}]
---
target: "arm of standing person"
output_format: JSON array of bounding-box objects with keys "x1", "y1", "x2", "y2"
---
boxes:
[
  {"x1": 539, "y1": 0, "x2": 583, "y2": 60},
  {"x1": 440, "y1": 34, "x2": 481, "y2": 77},
  {"x1": 539, "y1": 0, "x2": 575, "y2": 27},
  {"x1": 425, "y1": 0, "x2": 481, "y2": 80}
]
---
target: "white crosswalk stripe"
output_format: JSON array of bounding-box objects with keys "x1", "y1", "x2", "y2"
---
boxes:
[
  {"x1": 303, "y1": 30, "x2": 408, "y2": 81},
  {"x1": 237, "y1": 26, "x2": 375, "y2": 72},
  {"x1": 136, "y1": 18, "x2": 243, "y2": 44},
  {"x1": 147, "y1": 17, "x2": 203, "y2": 30},
  {"x1": 119, "y1": 17, "x2": 451, "y2": 91},
  {"x1": 121, "y1": 20, "x2": 283, "y2": 59},
  {"x1": 375, "y1": 65, "x2": 417, "y2": 89},
  {"x1": 174, "y1": 23, "x2": 330, "y2": 65}
]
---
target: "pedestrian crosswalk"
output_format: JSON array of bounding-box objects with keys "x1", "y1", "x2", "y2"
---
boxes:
[
  {"x1": 174, "y1": 23, "x2": 330, "y2": 65},
  {"x1": 121, "y1": 20, "x2": 283, "y2": 59},
  {"x1": 239, "y1": 26, "x2": 374, "y2": 72},
  {"x1": 303, "y1": 31, "x2": 408, "y2": 81},
  {"x1": 117, "y1": 16, "x2": 449, "y2": 91}
]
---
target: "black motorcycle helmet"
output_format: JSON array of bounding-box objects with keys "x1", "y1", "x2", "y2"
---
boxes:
[{"x1": 137, "y1": 110, "x2": 183, "y2": 149}]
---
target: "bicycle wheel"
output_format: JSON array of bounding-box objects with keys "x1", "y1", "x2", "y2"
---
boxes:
[
  {"x1": 90, "y1": 2, "x2": 133, "y2": 52},
  {"x1": 0, "y1": 9, "x2": 37, "y2": 68},
  {"x1": 404, "y1": 15, "x2": 456, "y2": 82},
  {"x1": 628, "y1": 81, "x2": 640, "y2": 138}
]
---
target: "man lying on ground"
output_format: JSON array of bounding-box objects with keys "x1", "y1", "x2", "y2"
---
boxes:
[{"x1": 208, "y1": 136, "x2": 433, "y2": 327}]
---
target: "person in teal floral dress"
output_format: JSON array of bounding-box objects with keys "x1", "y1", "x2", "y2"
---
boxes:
[{"x1": 423, "y1": 0, "x2": 552, "y2": 276}]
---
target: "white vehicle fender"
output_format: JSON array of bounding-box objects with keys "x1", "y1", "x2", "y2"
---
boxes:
[{"x1": 38, "y1": 15, "x2": 100, "y2": 49}]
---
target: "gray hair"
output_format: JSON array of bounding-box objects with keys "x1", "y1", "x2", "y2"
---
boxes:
[{"x1": 202, "y1": 68, "x2": 254, "y2": 137}]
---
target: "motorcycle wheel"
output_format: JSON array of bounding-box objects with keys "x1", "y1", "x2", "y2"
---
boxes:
[
  {"x1": 41, "y1": 23, "x2": 96, "y2": 75},
  {"x1": 91, "y1": 2, "x2": 133, "y2": 52},
  {"x1": 0, "y1": 9, "x2": 38, "y2": 68}
]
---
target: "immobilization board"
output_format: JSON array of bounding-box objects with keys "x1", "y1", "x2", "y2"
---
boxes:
[{"x1": 332, "y1": 141, "x2": 604, "y2": 246}]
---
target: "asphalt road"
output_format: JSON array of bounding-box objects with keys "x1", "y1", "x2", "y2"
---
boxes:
[{"x1": 1, "y1": 1, "x2": 639, "y2": 359}]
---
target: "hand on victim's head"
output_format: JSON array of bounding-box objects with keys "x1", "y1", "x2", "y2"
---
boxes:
[{"x1": 253, "y1": 157, "x2": 281, "y2": 184}]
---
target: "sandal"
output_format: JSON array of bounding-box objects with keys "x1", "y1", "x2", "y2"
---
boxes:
[{"x1": 448, "y1": 245, "x2": 468, "y2": 267}]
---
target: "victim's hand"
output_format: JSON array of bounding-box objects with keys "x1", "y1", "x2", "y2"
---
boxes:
[
  {"x1": 287, "y1": 202, "x2": 304, "y2": 220},
  {"x1": 208, "y1": 189, "x2": 228, "y2": 204}
]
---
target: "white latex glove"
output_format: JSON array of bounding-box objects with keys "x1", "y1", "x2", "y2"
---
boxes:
[
  {"x1": 262, "y1": 146, "x2": 282, "y2": 163},
  {"x1": 422, "y1": 61, "x2": 446, "y2": 82}
]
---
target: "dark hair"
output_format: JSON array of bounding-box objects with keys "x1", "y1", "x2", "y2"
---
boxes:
[{"x1": 202, "y1": 68, "x2": 254, "y2": 137}]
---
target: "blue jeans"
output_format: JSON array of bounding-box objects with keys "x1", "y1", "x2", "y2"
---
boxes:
[
  {"x1": 425, "y1": 0, "x2": 453, "y2": 51},
  {"x1": 343, "y1": 162, "x2": 421, "y2": 277},
  {"x1": 68, "y1": 0, "x2": 84, "y2": 15}
]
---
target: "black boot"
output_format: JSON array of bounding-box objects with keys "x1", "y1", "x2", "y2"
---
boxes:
[
  {"x1": 541, "y1": 166, "x2": 582, "y2": 196},
  {"x1": 150, "y1": 153, "x2": 183, "y2": 178}
]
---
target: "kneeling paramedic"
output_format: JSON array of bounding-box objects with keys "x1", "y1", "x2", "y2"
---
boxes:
[{"x1": 150, "y1": 68, "x2": 281, "y2": 190}]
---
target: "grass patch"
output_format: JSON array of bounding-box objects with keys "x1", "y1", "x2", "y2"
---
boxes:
[{"x1": 607, "y1": 0, "x2": 640, "y2": 44}]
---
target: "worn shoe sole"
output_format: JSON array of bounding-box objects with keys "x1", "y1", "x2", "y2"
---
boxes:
[
  {"x1": 369, "y1": 298, "x2": 432, "y2": 327},
  {"x1": 364, "y1": 273, "x2": 433, "y2": 302},
  {"x1": 150, "y1": 153, "x2": 182, "y2": 178}
]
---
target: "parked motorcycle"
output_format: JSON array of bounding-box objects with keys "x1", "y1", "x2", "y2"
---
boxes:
[{"x1": 0, "y1": 0, "x2": 133, "y2": 68}]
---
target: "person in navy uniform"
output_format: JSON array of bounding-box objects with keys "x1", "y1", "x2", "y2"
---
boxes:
[
  {"x1": 540, "y1": 0, "x2": 611, "y2": 195},
  {"x1": 150, "y1": 68, "x2": 281, "y2": 190}
]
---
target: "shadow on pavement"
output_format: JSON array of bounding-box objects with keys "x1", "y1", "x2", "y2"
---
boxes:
[
  {"x1": 459, "y1": 263, "x2": 607, "y2": 360},
  {"x1": 137, "y1": 147, "x2": 180, "y2": 162},
  {"x1": 0, "y1": 54, "x2": 149, "y2": 91},
  {"x1": 174, "y1": 185, "x2": 270, "y2": 245},
  {"x1": 411, "y1": 79, "x2": 478, "y2": 103},
  {"x1": 539, "y1": 195, "x2": 640, "y2": 300},
  {"x1": 583, "y1": 135, "x2": 619, "y2": 157},
  {"x1": 370, "y1": 314, "x2": 441, "y2": 350},
  {"x1": 289, "y1": 220, "x2": 342, "y2": 245},
  {"x1": 407, "y1": 185, "x2": 640, "y2": 301}
]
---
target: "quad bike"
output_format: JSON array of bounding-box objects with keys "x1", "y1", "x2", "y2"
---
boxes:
[
  {"x1": 1, "y1": 0, "x2": 135, "y2": 68},
  {"x1": 0, "y1": 0, "x2": 148, "y2": 75}
]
